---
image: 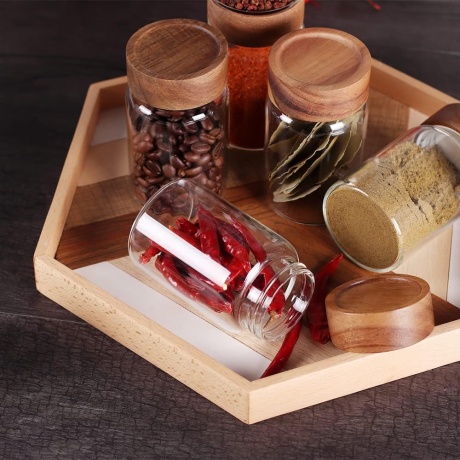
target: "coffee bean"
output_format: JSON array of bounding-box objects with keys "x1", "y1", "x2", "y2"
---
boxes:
[
  {"x1": 200, "y1": 116, "x2": 214, "y2": 132},
  {"x1": 191, "y1": 142, "x2": 211, "y2": 154},
  {"x1": 184, "y1": 151, "x2": 201, "y2": 163},
  {"x1": 199, "y1": 132, "x2": 216, "y2": 145},
  {"x1": 184, "y1": 135, "x2": 200, "y2": 146},
  {"x1": 184, "y1": 166, "x2": 203, "y2": 177},
  {"x1": 145, "y1": 160, "x2": 162, "y2": 175},
  {"x1": 162, "y1": 164, "x2": 176, "y2": 178},
  {"x1": 194, "y1": 153, "x2": 212, "y2": 166}
]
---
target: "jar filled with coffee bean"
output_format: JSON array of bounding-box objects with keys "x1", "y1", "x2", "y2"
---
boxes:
[
  {"x1": 126, "y1": 19, "x2": 228, "y2": 204},
  {"x1": 265, "y1": 28, "x2": 371, "y2": 224},
  {"x1": 207, "y1": 0, "x2": 304, "y2": 152}
]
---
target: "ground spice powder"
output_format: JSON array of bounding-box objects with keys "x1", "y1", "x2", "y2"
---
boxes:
[{"x1": 325, "y1": 141, "x2": 460, "y2": 270}]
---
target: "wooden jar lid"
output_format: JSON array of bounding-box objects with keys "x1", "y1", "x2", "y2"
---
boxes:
[
  {"x1": 207, "y1": 0, "x2": 304, "y2": 48},
  {"x1": 268, "y1": 28, "x2": 371, "y2": 121},
  {"x1": 422, "y1": 103, "x2": 460, "y2": 133},
  {"x1": 325, "y1": 274, "x2": 434, "y2": 353},
  {"x1": 126, "y1": 19, "x2": 228, "y2": 110}
]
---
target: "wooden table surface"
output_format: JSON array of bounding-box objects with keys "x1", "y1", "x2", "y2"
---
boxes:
[{"x1": 1, "y1": 1, "x2": 459, "y2": 458}]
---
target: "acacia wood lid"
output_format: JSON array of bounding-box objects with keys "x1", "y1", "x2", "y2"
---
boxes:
[
  {"x1": 207, "y1": 0, "x2": 304, "y2": 48},
  {"x1": 325, "y1": 274, "x2": 434, "y2": 353},
  {"x1": 422, "y1": 103, "x2": 460, "y2": 133},
  {"x1": 126, "y1": 19, "x2": 228, "y2": 110},
  {"x1": 268, "y1": 28, "x2": 371, "y2": 121}
]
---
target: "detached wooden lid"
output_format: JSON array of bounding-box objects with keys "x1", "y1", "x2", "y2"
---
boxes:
[
  {"x1": 325, "y1": 274, "x2": 434, "y2": 353},
  {"x1": 268, "y1": 28, "x2": 371, "y2": 121},
  {"x1": 207, "y1": 0, "x2": 304, "y2": 48},
  {"x1": 126, "y1": 19, "x2": 228, "y2": 110},
  {"x1": 422, "y1": 103, "x2": 460, "y2": 133}
]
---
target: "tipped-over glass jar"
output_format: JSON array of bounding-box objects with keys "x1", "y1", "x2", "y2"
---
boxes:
[
  {"x1": 126, "y1": 19, "x2": 228, "y2": 204},
  {"x1": 323, "y1": 104, "x2": 460, "y2": 272},
  {"x1": 207, "y1": 0, "x2": 304, "y2": 152},
  {"x1": 128, "y1": 179, "x2": 315, "y2": 341},
  {"x1": 265, "y1": 28, "x2": 371, "y2": 224}
]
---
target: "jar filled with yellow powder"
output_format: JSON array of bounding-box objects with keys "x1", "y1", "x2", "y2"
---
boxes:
[{"x1": 323, "y1": 104, "x2": 460, "y2": 272}]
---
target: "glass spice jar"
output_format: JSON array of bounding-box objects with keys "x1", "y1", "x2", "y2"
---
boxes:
[
  {"x1": 323, "y1": 104, "x2": 460, "y2": 273},
  {"x1": 265, "y1": 28, "x2": 371, "y2": 225},
  {"x1": 125, "y1": 19, "x2": 228, "y2": 204},
  {"x1": 128, "y1": 178, "x2": 315, "y2": 341},
  {"x1": 207, "y1": 0, "x2": 304, "y2": 152}
]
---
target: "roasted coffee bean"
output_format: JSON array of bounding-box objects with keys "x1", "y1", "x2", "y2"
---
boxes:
[
  {"x1": 200, "y1": 116, "x2": 214, "y2": 131},
  {"x1": 170, "y1": 155, "x2": 186, "y2": 170},
  {"x1": 199, "y1": 132, "x2": 216, "y2": 145},
  {"x1": 183, "y1": 151, "x2": 201, "y2": 163},
  {"x1": 157, "y1": 139, "x2": 173, "y2": 152},
  {"x1": 213, "y1": 154, "x2": 224, "y2": 168},
  {"x1": 145, "y1": 160, "x2": 162, "y2": 175},
  {"x1": 209, "y1": 127, "x2": 224, "y2": 140},
  {"x1": 146, "y1": 175, "x2": 165, "y2": 185},
  {"x1": 194, "y1": 153, "x2": 212, "y2": 166},
  {"x1": 191, "y1": 142, "x2": 211, "y2": 154},
  {"x1": 184, "y1": 135, "x2": 200, "y2": 145},
  {"x1": 183, "y1": 120, "x2": 199, "y2": 133},
  {"x1": 136, "y1": 176, "x2": 151, "y2": 188},
  {"x1": 145, "y1": 150, "x2": 162, "y2": 161},
  {"x1": 183, "y1": 166, "x2": 203, "y2": 177},
  {"x1": 162, "y1": 164, "x2": 176, "y2": 178}
]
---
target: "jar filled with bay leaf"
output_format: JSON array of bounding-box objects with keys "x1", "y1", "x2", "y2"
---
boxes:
[{"x1": 265, "y1": 28, "x2": 371, "y2": 224}]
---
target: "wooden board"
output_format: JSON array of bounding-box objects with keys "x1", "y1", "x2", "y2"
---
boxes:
[{"x1": 34, "y1": 60, "x2": 460, "y2": 424}]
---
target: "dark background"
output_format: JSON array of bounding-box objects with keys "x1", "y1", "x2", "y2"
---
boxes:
[{"x1": 1, "y1": 1, "x2": 459, "y2": 458}]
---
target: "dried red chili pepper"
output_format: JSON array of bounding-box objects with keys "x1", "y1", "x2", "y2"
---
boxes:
[
  {"x1": 230, "y1": 219, "x2": 285, "y2": 314},
  {"x1": 198, "y1": 207, "x2": 221, "y2": 263},
  {"x1": 139, "y1": 244, "x2": 161, "y2": 264},
  {"x1": 216, "y1": 224, "x2": 252, "y2": 273},
  {"x1": 260, "y1": 319, "x2": 302, "y2": 378},
  {"x1": 260, "y1": 253, "x2": 343, "y2": 378},
  {"x1": 305, "y1": 253, "x2": 343, "y2": 344},
  {"x1": 169, "y1": 226, "x2": 200, "y2": 249},
  {"x1": 156, "y1": 253, "x2": 233, "y2": 314},
  {"x1": 176, "y1": 216, "x2": 200, "y2": 239}
]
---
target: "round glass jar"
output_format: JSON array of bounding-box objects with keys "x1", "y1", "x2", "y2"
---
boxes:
[
  {"x1": 207, "y1": 0, "x2": 304, "y2": 152},
  {"x1": 323, "y1": 104, "x2": 460, "y2": 273},
  {"x1": 126, "y1": 19, "x2": 228, "y2": 204},
  {"x1": 128, "y1": 179, "x2": 315, "y2": 341},
  {"x1": 265, "y1": 28, "x2": 371, "y2": 225}
]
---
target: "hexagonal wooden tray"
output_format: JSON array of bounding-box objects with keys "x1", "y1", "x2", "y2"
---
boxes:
[{"x1": 34, "y1": 59, "x2": 460, "y2": 424}]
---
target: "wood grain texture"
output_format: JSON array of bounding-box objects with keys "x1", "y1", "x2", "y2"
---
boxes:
[
  {"x1": 268, "y1": 27, "x2": 371, "y2": 120},
  {"x1": 2, "y1": 0, "x2": 460, "y2": 456},
  {"x1": 126, "y1": 19, "x2": 228, "y2": 109}
]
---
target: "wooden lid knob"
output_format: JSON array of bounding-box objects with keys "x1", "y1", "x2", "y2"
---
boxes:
[
  {"x1": 422, "y1": 103, "x2": 460, "y2": 133},
  {"x1": 126, "y1": 19, "x2": 228, "y2": 110},
  {"x1": 268, "y1": 28, "x2": 371, "y2": 121},
  {"x1": 325, "y1": 275, "x2": 434, "y2": 353},
  {"x1": 207, "y1": 0, "x2": 304, "y2": 48}
]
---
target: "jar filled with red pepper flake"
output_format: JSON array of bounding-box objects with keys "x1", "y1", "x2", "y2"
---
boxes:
[
  {"x1": 125, "y1": 19, "x2": 228, "y2": 204},
  {"x1": 207, "y1": 0, "x2": 304, "y2": 152},
  {"x1": 128, "y1": 178, "x2": 315, "y2": 341}
]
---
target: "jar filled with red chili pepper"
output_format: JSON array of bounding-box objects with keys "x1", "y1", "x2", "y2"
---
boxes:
[
  {"x1": 128, "y1": 178, "x2": 315, "y2": 341},
  {"x1": 207, "y1": 0, "x2": 304, "y2": 152},
  {"x1": 125, "y1": 19, "x2": 228, "y2": 204}
]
